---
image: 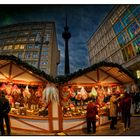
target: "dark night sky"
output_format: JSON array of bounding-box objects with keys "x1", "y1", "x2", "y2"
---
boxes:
[{"x1": 0, "y1": 4, "x2": 113, "y2": 75}]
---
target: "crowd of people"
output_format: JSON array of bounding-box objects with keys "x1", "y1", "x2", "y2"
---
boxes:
[{"x1": 86, "y1": 86, "x2": 140, "y2": 134}]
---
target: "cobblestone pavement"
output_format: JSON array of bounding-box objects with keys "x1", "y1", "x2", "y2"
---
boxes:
[{"x1": 3, "y1": 116, "x2": 140, "y2": 136}]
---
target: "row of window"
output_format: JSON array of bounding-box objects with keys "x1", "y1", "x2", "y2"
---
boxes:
[
  {"x1": 110, "y1": 5, "x2": 128, "y2": 25},
  {"x1": 10, "y1": 51, "x2": 48, "y2": 60},
  {"x1": 27, "y1": 61, "x2": 48, "y2": 67},
  {"x1": 91, "y1": 36, "x2": 140, "y2": 65},
  {"x1": 113, "y1": 6, "x2": 140, "y2": 35},
  {"x1": 2, "y1": 44, "x2": 49, "y2": 51}
]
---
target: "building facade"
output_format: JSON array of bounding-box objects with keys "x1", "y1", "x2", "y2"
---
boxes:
[
  {"x1": 87, "y1": 5, "x2": 140, "y2": 79},
  {"x1": 0, "y1": 22, "x2": 60, "y2": 77}
]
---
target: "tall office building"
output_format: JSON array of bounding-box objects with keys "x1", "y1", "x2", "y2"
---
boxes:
[
  {"x1": 87, "y1": 5, "x2": 140, "y2": 79},
  {"x1": 0, "y1": 22, "x2": 60, "y2": 77}
]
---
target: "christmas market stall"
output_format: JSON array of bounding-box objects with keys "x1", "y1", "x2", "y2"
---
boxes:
[
  {"x1": 0, "y1": 55, "x2": 60, "y2": 133},
  {"x1": 57, "y1": 61, "x2": 137, "y2": 132}
]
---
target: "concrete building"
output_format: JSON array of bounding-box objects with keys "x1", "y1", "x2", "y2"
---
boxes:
[
  {"x1": 87, "y1": 5, "x2": 140, "y2": 79},
  {"x1": 0, "y1": 22, "x2": 60, "y2": 77}
]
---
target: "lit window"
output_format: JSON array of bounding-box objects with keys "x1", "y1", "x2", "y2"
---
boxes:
[
  {"x1": 14, "y1": 45, "x2": 20, "y2": 49},
  {"x1": 121, "y1": 48, "x2": 128, "y2": 61},
  {"x1": 113, "y1": 20, "x2": 124, "y2": 35},
  {"x1": 127, "y1": 21, "x2": 140, "y2": 39},
  {"x1": 41, "y1": 61, "x2": 48, "y2": 65},
  {"x1": 29, "y1": 37, "x2": 35, "y2": 42},
  {"x1": 3, "y1": 46, "x2": 8, "y2": 50},
  {"x1": 34, "y1": 44, "x2": 40, "y2": 49},
  {"x1": 41, "y1": 51, "x2": 48, "y2": 58},
  {"x1": 25, "y1": 52, "x2": 31, "y2": 58},
  {"x1": 27, "y1": 44, "x2": 33, "y2": 49},
  {"x1": 32, "y1": 52, "x2": 39, "y2": 58},
  {"x1": 20, "y1": 45, "x2": 25, "y2": 49},
  {"x1": 7, "y1": 45, "x2": 13, "y2": 50},
  {"x1": 18, "y1": 52, "x2": 22, "y2": 59},
  {"x1": 125, "y1": 44, "x2": 136, "y2": 59},
  {"x1": 133, "y1": 37, "x2": 140, "y2": 55},
  {"x1": 42, "y1": 47, "x2": 48, "y2": 51},
  {"x1": 121, "y1": 10, "x2": 134, "y2": 26},
  {"x1": 117, "y1": 31, "x2": 130, "y2": 47},
  {"x1": 136, "y1": 70, "x2": 140, "y2": 79}
]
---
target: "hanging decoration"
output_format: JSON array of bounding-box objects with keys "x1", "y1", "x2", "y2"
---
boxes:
[
  {"x1": 107, "y1": 87, "x2": 112, "y2": 95},
  {"x1": 5, "y1": 84, "x2": 12, "y2": 95},
  {"x1": 0, "y1": 83, "x2": 7, "y2": 91},
  {"x1": 23, "y1": 85, "x2": 31, "y2": 99},
  {"x1": 42, "y1": 83, "x2": 59, "y2": 104},
  {"x1": 69, "y1": 87, "x2": 76, "y2": 98},
  {"x1": 75, "y1": 91, "x2": 82, "y2": 100},
  {"x1": 89, "y1": 87, "x2": 97, "y2": 98},
  {"x1": 11, "y1": 84, "x2": 21, "y2": 96},
  {"x1": 35, "y1": 86, "x2": 43, "y2": 97},
  {"x1": 116, "y1": 86, "x2": 121, "y2": 94},
  {"x1": 80, "y1": 87, "x2": 88, "y2": 100}
]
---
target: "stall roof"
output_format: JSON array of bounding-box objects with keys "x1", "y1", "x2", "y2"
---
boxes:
[
  {"x1": 0, "y1": 55, "x2": 55, "y2": 85},
  {"x1": 57, "y1": 61, "x2": 137, "y2": 85}
]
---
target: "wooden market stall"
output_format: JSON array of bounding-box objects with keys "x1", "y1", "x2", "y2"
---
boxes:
[
  {"x1": 58, "y1": 61, "x2": 137, "y2": 132},
  {"x1": 0, "y1": 55, "x2": 137, "y2": 134},
  {"x1": 0, "y1": 55, "x2": 60, "y2": 133}
]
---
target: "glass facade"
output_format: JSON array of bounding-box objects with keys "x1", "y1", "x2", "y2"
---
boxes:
[
  {"x1": 121, "y1": 10, "x2": 134, "y2": 26},
  {"x1": 127, "y1": 21, "x2": 140, "y2": 39},
  {"x1": 129, "y1": 5, "x2": 140, "y2": 17},
  {"x1": 117, "y1": 31, "x2": 130, "y2": 47},
  {"x1": 133, "y1": 36, "x2": 140, "y2": 55},
  {"x1": 112, "y1": 5, "x2": 140, "y2": 63},
  {"x1": 113, "y1": 21, "x2": 124, "y2": 35}
]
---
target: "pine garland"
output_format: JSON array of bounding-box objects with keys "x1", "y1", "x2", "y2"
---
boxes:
[{"x1": 0, "y1": 55, "x2": 137, "y2": 85}]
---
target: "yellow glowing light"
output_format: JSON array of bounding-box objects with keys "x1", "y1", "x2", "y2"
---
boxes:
[{"x1": 136, "y1": 70, "x2": 140, "y2": 79}]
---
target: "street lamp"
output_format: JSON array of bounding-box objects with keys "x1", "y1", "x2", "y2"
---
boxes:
[{"x1": 35, "y1": 33, "x2": 49, "y2": 69}]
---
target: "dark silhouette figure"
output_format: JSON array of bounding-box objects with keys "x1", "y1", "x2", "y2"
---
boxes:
[
  {"x1": 86, "y1": 100, "x2": 98, "y2": 133},
  {"x1": 0, "y1": 91, "x2": 11, "y2": 135},
  {"x1": 121, "y1": 92, "x2": 132, "y2": 131}
]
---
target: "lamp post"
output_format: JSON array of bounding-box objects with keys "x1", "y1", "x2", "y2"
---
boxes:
[{"x1": 35, "y1": 32, "x2": 49, "y2": 69}]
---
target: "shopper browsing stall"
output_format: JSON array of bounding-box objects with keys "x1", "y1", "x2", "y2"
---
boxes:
[
  {"x1": 86, "y1": 98, "x2": 98, "y2": 133},
  {"x1": 109, "y1": 89, "x2": 120, "y2": 130},
  {"x1": 121, "y1": 91, "x2": 132, "y2": 131}
]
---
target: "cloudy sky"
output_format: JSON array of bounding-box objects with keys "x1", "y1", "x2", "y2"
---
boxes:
[{"x1": 0, "y1": 4, "x2": 113, "y2": 75}]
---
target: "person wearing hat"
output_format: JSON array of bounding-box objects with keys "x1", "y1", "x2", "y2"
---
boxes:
[
  {"x1": 109, "y1": 89, "x2": 120, "y2": 130},
  {"x1": 86, "y1": 98, "x2": 98, "y2": 133},
  {"x1": 0, "y1": 90, "x2": 11, "y2": 135}
]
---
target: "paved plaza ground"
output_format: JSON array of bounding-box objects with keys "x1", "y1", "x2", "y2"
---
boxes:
[{"x1": 7, "y1": 116, "x2": 140, "y2": 136}]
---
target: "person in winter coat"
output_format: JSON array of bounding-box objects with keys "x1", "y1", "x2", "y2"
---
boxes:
[
  {"x1": 0, "y1": 91, "x2": 11, "y2": 136},
  {"x1": 109, "y1": 91, "x2": 120, "y2": 130},
  {"x1": 121, "y1": 92, "x2": 132, "y2": 131},
  {"x1": 86, "y1": 99, "x2": 98, "y2": 133}
]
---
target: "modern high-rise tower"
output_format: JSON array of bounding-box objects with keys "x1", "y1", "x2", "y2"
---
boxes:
[
  {"x1": 0, "y1": 22, "x2": 60, "y2": 77},
  {"x1": 87, "y1": 5, "x2": 140, "y2": 79}
]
